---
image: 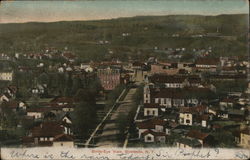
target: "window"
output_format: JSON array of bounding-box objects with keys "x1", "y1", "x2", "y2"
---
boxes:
[
  {"x1": 147, "y1": 136, "x2": 152, "y2": 141},
  {"x1": 155, "y1": 99, "x2": 159, "y2": 103},
  {"x1": 152, "y1": 110, "x2": 155, "y2": 115},
  {"x1": 186, "y1": 120, "x2": 190, "y2": 124},
  {"x1": 147, "y1": 110, "x2": 150, "y2": 115},
  {"x1": 180, "y1": 118, "x2": 184, "y2": 123}
]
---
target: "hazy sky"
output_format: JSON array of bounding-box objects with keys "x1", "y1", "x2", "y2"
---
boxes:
[{"x1": 0, "y1": 0, "x2": 248, "y2": 23}]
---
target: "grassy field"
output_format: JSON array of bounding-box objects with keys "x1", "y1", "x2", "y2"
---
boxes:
[{"x1": 0, "y1": 14, "x2": 248, "y2": 61}]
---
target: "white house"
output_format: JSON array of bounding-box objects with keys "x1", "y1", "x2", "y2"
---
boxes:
[
  {"x1": 0, "y1": 71, "x2": 13, "y2": 81},
  {"x1": 179, "y1": 112, "x2": 193, "y2": 126},
  {"x1": 141, "y1": 130, "x2": 166, "y2": 143},
  {"x1": 136, "y1": 118, "x2": 166, "y2": 138},
  {"x1": 0, "y1": 94, "x2": 10, "y2": 102},
  {"x1": 143, "y1": 103, "x2": 163, "y2": 117}
]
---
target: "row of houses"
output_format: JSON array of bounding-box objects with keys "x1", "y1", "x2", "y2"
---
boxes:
[{"x1": 132, "y1": 63, "x2": 250, "y2": 148}]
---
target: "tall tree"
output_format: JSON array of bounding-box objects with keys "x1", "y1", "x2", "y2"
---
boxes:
[{"x1": 72, "y1": 101, "x2": 97, "y2": 138}]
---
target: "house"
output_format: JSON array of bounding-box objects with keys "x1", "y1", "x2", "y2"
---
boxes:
[
  {"x1": 80, "y1": 64, "x2": 94, "y2": 72},
  {"x1": 97, "y1": 67, "x2": 120, "y2": 90},
  {"x1": 200, "y1": 114, "x2": 210, "y2": 128},
  {"x1": 232, "y1": 130, "x2": 241, "y2": 145},
  {"x1": 149, "y1": 74, "x2": 186, "y2": 88},
  {"x1": 26, "y1": 107, "x2": 51, "y2": 119},
  {"x1": 22, "y1": 121, "x2": 69, "y2": 147},
  {"x1": 144, "y1": 87, "x2": 212, "y2": 108},
  {"x1": 31, "y1": 84, "x2": 47, "y2": 95},
  {"x1": 1, "y1": 100, "x2": 27, "y2": 111},
  {"x1": 136, "y1": 117, "x2": 166, "y2": 138},
  {"x1": 53, "y1": 134, "x2": 74, "y2": 147},
  {"x1": 50, "y1": 97, "x2": 75, "y2": 112},
  {"x1": 148, "y1": 74, "x2": 201, "y2": 88},
  {"x1": 141, "y1": 130, "x2": 166, "y2": 143},
  {"x1": 217, "y1": 110, "x2": 229, "y2": 119},
  {"x1": 228, "y1": 109, "x2": 246, "y2": 121},
  {"x1": 179, "y1": 108, "x2": 193, "y2": 126},
  {"x1": 150, "y1": 63, "x2": 179, "y2": 75},
  {"x1": 5, "y1": 85, "x2": 17, "y2": 98},
  {"x1": 209, "y1": 74, "x2": 247, "y2": 81},
  {"x1": 0, "y1": 94, "x2": 10, "y2": 103},
  {"x1": 240, "y1": 128, "x2": 250, "y2": 149},
  {"x1": 143, "y1": 103, "x2": 165, "y2": 117},
  {"x1": 150, "y1": 88, "x2": 186, "y2": 108},
  {"x1": 176, "y1": 138, "x2": 202, "y2": 148},
  {"x1": 179, "y1": 106, "x2": 207, "y2": 126},
  {"x1": 186, "y1": 130, "x2": 214, "y2": 147},
  {"x1": 58, "y1": 67, "x2": 64, "y2": 73},
  {"x1": 219, "y1": 98, "x2": 235, "y2": 108},
  {"x1": 195, "y1": 58, "x2": 219, "y2": 72},
  {"x1": 164, "y1": 121, "x2": 178, "y2": 135},
  {"x1": 62, "y1": 52, "x2": 76, "y2": 62},
  {"x1": 0, "y1": 71, "x2": 13, "y2": 81},
  {"x1": 220, "y1": 66, "x2": 238, "y2": 75},
  {"x1": 51, "y1": 97, "x2": 74, "y2": 106},
  {"x1": 59, "y1": 112, "x2": 73, "y2": 124}
]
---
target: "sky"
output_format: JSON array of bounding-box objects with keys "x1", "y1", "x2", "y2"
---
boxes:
[{"x1": 0, "y1": 0, "x2": 248, "y2": 23}]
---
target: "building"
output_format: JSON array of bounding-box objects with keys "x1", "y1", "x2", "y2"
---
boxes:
[
  {"x1": 141, "y1": 130, "x2": 166, "y2": 143},
  {"x1": 136, "y1": 117, "x2": 166, "y2": 138},
  {"x1": 22, "y1": 121, "x2": 71, "y2": 147},
  {"x1": 97, "y1": 67, "x2": 120, "y2": 90},
  {"x1": 179, "y1": 108, "x2": 193, "y2": 126},
  {"x1": 0, "y1": 71, "x2": 13, "y2": 81},
  {"x1": 240, "y1": 128, "x2": 250, "y2": 149},
  {"x1": 148, "y1": 74, "x2": 201, "y2": 88},
  {"x1": 143, "y1": 103, "x2": 165, "y2": 117},
  {"x1": 186, "y1": 130, "x2": 214, "y2": 147},
  {"x1": 195, "y1": 58, "x2": 219, "y2": 72},
  {"x1": 176, "y1": 138, "x2": 201, "y2": 148}
]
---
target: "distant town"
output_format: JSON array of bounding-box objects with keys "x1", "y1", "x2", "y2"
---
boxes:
[{"x1": 0, "y1": 14, "x2": 249, "y2": 149}]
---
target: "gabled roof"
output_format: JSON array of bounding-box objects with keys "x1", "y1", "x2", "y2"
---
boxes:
[
  {"x1": 220, "y1": 98, "x2": 236, "y2": 103},
  {"x1": 141, "y1": 129, "x2": 166, "y2": 137},
  {"x1": 149, "y1": 74, "x2": 186, "y2": 84},
  {"x1": 136, "y1": 117, "x2": 166, "y2": 129},
  {"x1": 177, "y1": 138, "x2": 201, "y2": 147},
  {"x1": 31, "y1": 121, "x2": 64, "y2": 137},
  {"x1": 186, "y1": 130, "x2": 209, "y2": 140},
  {"x1": 196, "y1": 58, "x2": 219, "y2": 66},
  {"x1": 150, "y1": 88, "x2": 185, "y2": 99},
  {"x1": 58, "y1": 112, "x2": 74, "y2": 121}
]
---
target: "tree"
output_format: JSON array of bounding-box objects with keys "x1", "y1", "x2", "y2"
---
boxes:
[
  {"x1": 72, "y1": 101, "x2": 97, "y2": 138},
  {"x1": 71, "y1": 76, "x2": 83, "y2": 95},
  {"x1": 37, "y1": 72, "x2": 49, "y2": 85},
  {"x1": 116, "y1": 113, "x2": 128, "y2": 141}
]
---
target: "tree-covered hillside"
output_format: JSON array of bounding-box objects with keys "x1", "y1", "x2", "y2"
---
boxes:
[{"x1": 0, "y1": 14, "x2": 248, "y2": 61}]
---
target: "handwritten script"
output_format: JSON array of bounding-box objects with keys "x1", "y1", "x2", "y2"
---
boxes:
[{"x1": 1, "y1": 147, "x2": 249, "y2": 160}]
